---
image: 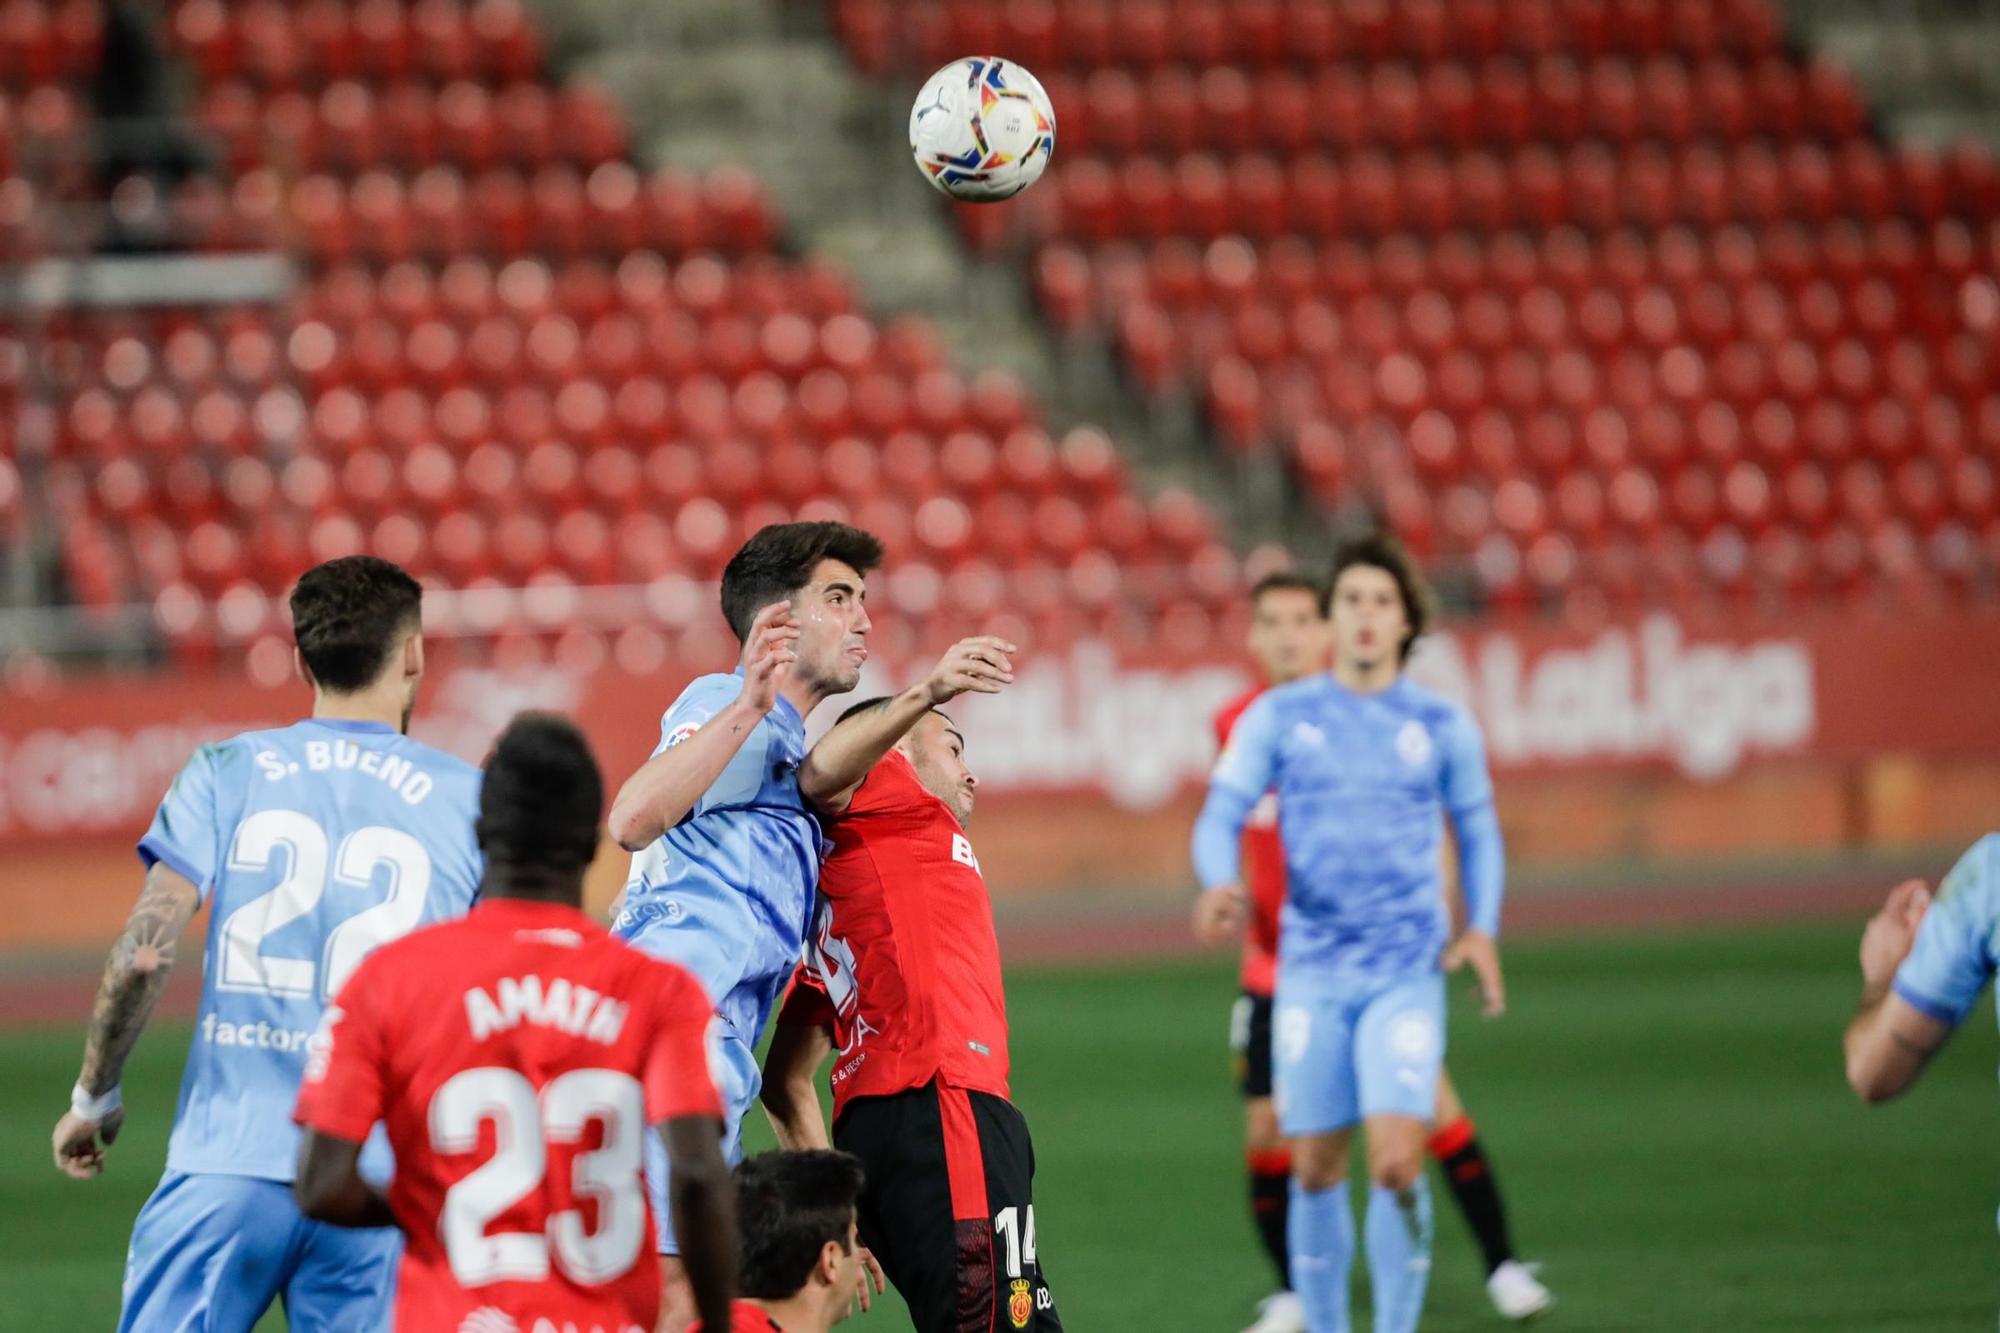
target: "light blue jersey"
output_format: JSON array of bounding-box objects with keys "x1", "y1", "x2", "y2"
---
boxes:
[
  {"x1": 123, "y1": 717, "x2": 483, "y2": 1333},
  {"x1": 1193, "y1": 673, "x2": 1505, "y2": 1333},
  {"x1": 612, "y1": 670, "x2": 825, "y2": 1249},
  {"x1": 140, "y1": 718, "x2": 483, "y2": 1181},
  {"x1": 1893, "y1": 834, "x2": 2000, "y2": 1027},
  {"x1": 1193, "y1": 674, "x2": 1504, "y2": 982}
]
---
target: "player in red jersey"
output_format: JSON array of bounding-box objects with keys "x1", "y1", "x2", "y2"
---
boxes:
[
  {"x1": 691, "y1": 1150, "x2": 868, "y2": 1333},
  {"x1": 1195, "y1": 571, "x2": 1552, "y2": 1329},
  {"x1": 293, "y1": 714, "x2": 737, "y2": 1333},
  {"x1": 760, "y1": 646, "x2": 1063, "y2": 1333}
]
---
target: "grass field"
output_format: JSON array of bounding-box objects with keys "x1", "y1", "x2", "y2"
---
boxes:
[{"x1": 3, "y1": 917, "x2": 1997, "y2": 1331}]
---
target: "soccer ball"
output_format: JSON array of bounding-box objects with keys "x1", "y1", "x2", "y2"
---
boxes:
[{"x1": 909, "y1": 56, "x2": 1057, "y2": 203}]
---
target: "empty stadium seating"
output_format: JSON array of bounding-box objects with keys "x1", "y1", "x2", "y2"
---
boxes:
[
  {"x1": 1, "y1": 0, "x2": 1242, "y2": 665},
  {"x1": 829, "y1": 0, "x2": 2000, "y2": 617}
]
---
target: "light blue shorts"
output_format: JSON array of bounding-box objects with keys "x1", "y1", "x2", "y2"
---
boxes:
[
  {"x1": 1271, "y1": 970, "x2": 1446, "y2": 1137},
  {"x1": 120, "y1": 1170, "x2": 400, "y2": 1332},
  {"x1": 643, "y1": 1023, "x2": 756, "y2": 1256}
]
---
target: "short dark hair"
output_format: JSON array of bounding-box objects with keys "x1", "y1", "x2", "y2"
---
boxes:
[
  {"x1": 477, "y1": 713, "x2": 604, "y2": 883},
  {"x1": 1249, "y1": 570, "x2": 1323, "y2": 610},
  {"x1": 719, "y1": 522, "x2": 884, "y2": 642},
  {"x1": 836, "y1": 695, "x2": 952, "y2": 734},
  {"x1": 1328, "y1": 532, "x2": 1431, "y2": 663},
  {"x1": 290, "y1": 556, "x2": 423, "y2": 693},
  {"x1": 735, "y1": 1150, "x2": 865, "y2": 1301},
  {"x1": 835, "y1": 695, "x2": 891, "y2": 727}
]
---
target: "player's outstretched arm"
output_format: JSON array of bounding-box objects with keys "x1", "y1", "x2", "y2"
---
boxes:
[
  {"x1": 293, "y1": 1129, "x2": 395, "y2": 1228},
  {"x1": 1846, "y1": 878, "x2": 1954, "y2": 1103},
  {"x1": 51, "y1": 862, "x2": 202, "y2": 1180},
  {"x1": 608, "y1": 602, "x2": 800, "y2": 850},
  {"x1": 760, "y1": 1016, "x2": 835, "y2": 1150},
  {"x1": 799, "y1": 635, "x2": 1016, "y2": 813},
  {"x1": 663, "y1": 1114, "x2": 738, "y2": 1332}
]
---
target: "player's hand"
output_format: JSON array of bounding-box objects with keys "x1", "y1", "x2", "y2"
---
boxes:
[
  {"x1": 1444, "y1": 929, "x2": 1506, "y2": 1018},
  {"x1": 922, "y1": 636, "x2": 1018, "y2": 705},
  {"x1": 855, "y1": 1245, "x2": 888, "y2": 1313},
  {"x1": 1192, "y1": 884, "x2": 1248, "y2": 946},
  {"x1": 1860, "y1": 878, "x2": 1932, "y2": 989},
  {"x1": 739, "y1": 601, "x2": 800, "y2": 714},
  {"x1": 52, "y1": 1107, "x2": 124, "y2": 1180}
]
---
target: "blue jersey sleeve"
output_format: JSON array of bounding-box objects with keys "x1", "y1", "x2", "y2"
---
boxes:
[
  {"x1": 137, "y1": 742, "x2": 228, "y2": 903},
  {"x1": 1192, "y1": 693, "x2": 1281, "y2": 891},
  {"x1": 1438, "y1": 707, "x2": 1505, "y2": 936},
  {"x1": 657, "y1": 674, "x2": 771, "y2": 819},
  {"x1": 1893, "y1": 835, "x2": 2000, "y2": 1026}
]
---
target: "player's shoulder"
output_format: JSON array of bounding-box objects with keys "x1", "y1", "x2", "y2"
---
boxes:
[
  {"x1": 1939, "y1": 833, "x2": 2000, "y2": 909},
  {"x1": 1261, "y1": 674, "x2": 1328, "y2": 714},
  {"x1": 396, "y1": 735, "x2": 483, "y2": 798},
  {"x1": 666, "y1": 671, "x2": 744, "y2": 714},
  {"x1": 1395, "y1": 677, "x2": 1479, "y2": 732}
]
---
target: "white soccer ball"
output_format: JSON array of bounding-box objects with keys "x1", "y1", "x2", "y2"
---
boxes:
[{"x1": 909, "y1": 56, "x2": 1057, "y2": 203}]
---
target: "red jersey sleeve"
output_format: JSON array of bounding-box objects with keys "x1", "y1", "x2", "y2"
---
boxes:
[
  {"x1": 292, "y1": 954, "x2": 391, "y2": 1143},
  {"x1": 639, "y1": 960, "x2": 726, "y2": 1125},
  {"x1": 776, "y1": 962, "x2": 835, "y2": 1029}
]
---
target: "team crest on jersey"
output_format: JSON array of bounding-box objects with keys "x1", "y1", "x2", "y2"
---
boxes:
[
  {"x1": 1008, "y1": 1279, "x2": 1033, "y2": 1328},
  {"x1": 1395, "y1": 719, "x2": 1433, "y2": 768},
  {"x1": 664, "y1": 722, "x2": 701, "y2": 749}
]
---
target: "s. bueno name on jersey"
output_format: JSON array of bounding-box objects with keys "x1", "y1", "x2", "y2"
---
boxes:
[{"x1": 255, "y1": 738, "x2": 437, "y2": 805}]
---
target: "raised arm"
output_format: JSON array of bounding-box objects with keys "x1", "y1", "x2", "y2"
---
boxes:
[
  {"x1": 52, "y1": 862, "x2": 202, "y2": 1179},
  {"x1": 607, "y1": 602, "x2": 798, "y2": 851},
  {"x1": 663, "y1": 1114, "x2": 738, "y2": 1332},
  {"x1": 761, "y1": 981, "x2": 837, "y2": 1150},
  {"x1": 798, "y1": 635, "x2": 1016, "y2": 814},
  {"x1": 294, "y1": 1129, "x2": 395, "y2": 1227}
]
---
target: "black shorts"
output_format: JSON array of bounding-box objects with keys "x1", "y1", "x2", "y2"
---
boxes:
[
  {"x1": 1231, "y1": 991, "x2": 1275, "y2": 1099},
  {"x1": 834, "y1": 1081, "x2": 1062, "y2": 1333}
]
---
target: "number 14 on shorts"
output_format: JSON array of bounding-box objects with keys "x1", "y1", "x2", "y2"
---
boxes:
[{"x1": 994, "y1": 1204, "x2": 1036, "y2": 1278}]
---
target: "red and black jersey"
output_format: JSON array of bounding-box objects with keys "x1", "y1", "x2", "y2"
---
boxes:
[
  {"x1": 1214, "y1": 687, "x2": 1286, "y2": 998},
  {"x1": 781, "y1": 750, "x2": 1010, "y2": 1119}
]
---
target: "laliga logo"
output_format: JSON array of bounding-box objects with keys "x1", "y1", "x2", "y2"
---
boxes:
[{"x1": 1413, "y1": 615, "x2": 1815, "y2": 781}]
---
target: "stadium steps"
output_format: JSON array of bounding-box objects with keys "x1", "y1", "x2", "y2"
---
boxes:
[
  {"x1": 531, "y1": 0, "x2": 1274, "y2": 545},
  {"x1": 1780, "y1": 3, "x2": 2000, "y2": 149}
]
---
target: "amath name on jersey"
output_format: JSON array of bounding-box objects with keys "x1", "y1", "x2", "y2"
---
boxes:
[
  {"x1": 464, "y1": 975, "x2": 631, "y2": 1046},
  {"x1": 253, "y1": 738, "x2": 438, "y2": 806}
]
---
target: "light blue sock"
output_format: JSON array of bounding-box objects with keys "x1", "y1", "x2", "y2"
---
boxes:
[
  {"x1": 1288, "y1": 1177, "x2": 1353, "y2": 1333},
  {"x1": 1365, "y1": 1179, "x2": 1434, "y2": 1333}
]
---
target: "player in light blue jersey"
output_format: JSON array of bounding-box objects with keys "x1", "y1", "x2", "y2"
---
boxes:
[
  {"x1": 1845, "y1": 835, "x2": 2000, "y2": 1110},
  {"x1": 50, "y1": 556, "x2": 484, "y2": 1333},
  {"x1": 1192, "y1": 534, "x2": 1509, "y2": 1333},
  {"x1": 608, "y1": 521, "x2": 885, "y2": 1332}
]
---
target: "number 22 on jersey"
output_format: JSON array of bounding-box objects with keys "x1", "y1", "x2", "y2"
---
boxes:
[{"x1": 216, "y1": 809, "x2": 433, "y2": 1002}]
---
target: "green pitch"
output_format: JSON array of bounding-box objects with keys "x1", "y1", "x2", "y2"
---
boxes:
[{"x1": 2, "y1": 918, "x2": 1995, "y2": 1331}]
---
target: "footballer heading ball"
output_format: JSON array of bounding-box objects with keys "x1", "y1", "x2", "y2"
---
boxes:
[{"x1": 909, "y1": 56, "x2": 1057, "y2": 203}]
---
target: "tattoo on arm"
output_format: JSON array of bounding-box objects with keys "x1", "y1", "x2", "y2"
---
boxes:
[{"x1": 78, "y1": 871, "x2": 200, "y2": 1096}]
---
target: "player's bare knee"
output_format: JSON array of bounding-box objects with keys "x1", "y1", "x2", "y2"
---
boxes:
[
  {"x1": 1368, "y1": 1148, "x2": 1423, "y2": 1192},
  {"x1": 1290, "y1": 1132, "x2": 1349, "y2": 1190}
]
